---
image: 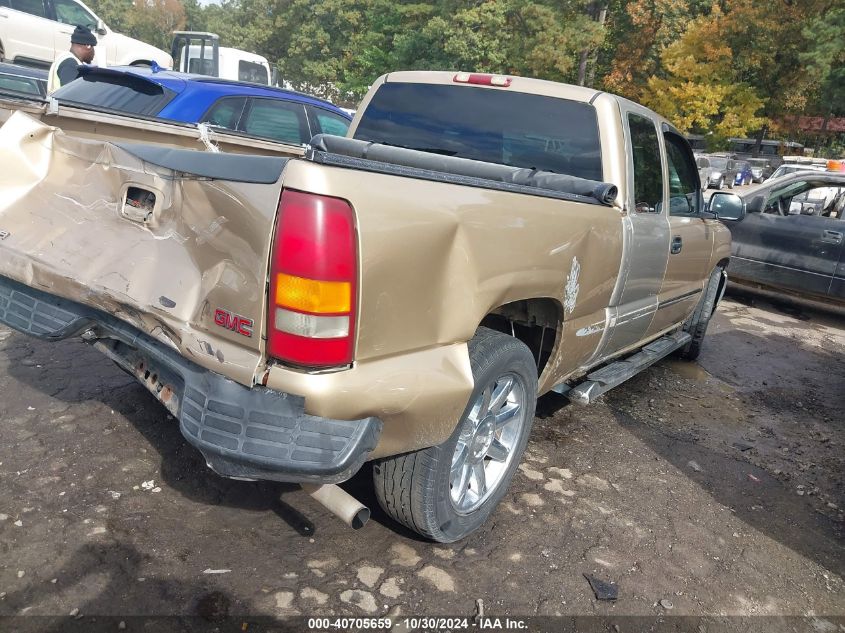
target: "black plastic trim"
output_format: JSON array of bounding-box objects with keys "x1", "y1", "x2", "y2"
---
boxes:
[
  {"x1": 114, "y1": 143, "x2": 289, "y2": 184},
  {"x1": 306, "y1": 146, "x2": 609, "y2": 206},
  {"x1": 657, "y1": 288, "x2": 702, "y2": 309},
  {"x1": 0, "y1": 275, "x2": 381, "y2": 484}
]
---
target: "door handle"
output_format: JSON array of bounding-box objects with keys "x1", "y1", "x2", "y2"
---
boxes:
[
  {"x1": 671, "y1": 236, "x2": 683, "y2": 254},
  {"x1": 821, "y1": 230, "x2": 843, "y2": 245}
]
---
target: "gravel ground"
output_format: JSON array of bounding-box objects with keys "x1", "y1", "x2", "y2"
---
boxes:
[{"x1": 0, "y1": 291, "x2": 842, "y2": 631}]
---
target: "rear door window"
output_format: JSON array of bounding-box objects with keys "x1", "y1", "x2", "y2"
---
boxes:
[
  {"x1": 309, "y1": 106, "x2": 350, "y2": 137},
  {"x1": 239, "y1": 98, "x2": 309, "y2": 144},
  {"x1": 52, "y1": 73, "x2": 176, "y2": 117},
  {"x1": 201, "y1": 96, "x2": 246, "y2": 131},
  {"x1": 354, "y1": 82, "x2": 603, "y2": 181}
]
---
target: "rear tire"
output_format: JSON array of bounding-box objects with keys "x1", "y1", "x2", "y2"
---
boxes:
[
  {"x1": 373, "y1": 327, "x2": 537, "y2": 542},
  {"x1": 679, "y1": 268, "x2": 722, "y2": 361}
]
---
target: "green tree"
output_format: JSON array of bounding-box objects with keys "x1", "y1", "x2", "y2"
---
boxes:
[
  {"x1": 85, "y1": 0, "x2": 133, "y2": 32},
  {"x1": 799, "y1": 3, "x2": 845, "y2": 120},
  {"x1": 126, "y1": 0, "x2": 187, "y2": 51}
]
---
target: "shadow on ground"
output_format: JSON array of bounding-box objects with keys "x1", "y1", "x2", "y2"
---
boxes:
[
  {"x1": 608, "y1": 321, "x2": 844, "y2": 578},
  {"x1": 0, "y1": 540, "x2": 264, "y2": 630},
  {"x1": 0, "y1": 332, "x2": 422, "y2": 542}
]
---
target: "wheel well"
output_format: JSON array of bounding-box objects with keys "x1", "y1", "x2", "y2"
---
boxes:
[
  {"x1": 129, "y1": 60, "x2": 152, "y2": 67},
  {"x1": 479, "y1": 298, "x2": 560, "y2": 376}
]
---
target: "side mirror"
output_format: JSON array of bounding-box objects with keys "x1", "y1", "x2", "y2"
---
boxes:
[
  {"x1": 96, "y1": 19, "x2": 107, "y2": 35},
  {"x1": 708, "y1": 191, "x2": 745, "y2": 221}
]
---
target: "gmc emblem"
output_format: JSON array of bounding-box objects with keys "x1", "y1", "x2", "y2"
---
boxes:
[{"x1": 214, "y1": 308, "x2": 254, "y2": 338}]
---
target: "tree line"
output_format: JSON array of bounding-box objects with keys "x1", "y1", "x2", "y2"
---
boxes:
[{"x1": 87, "y1": 0, "x2": 844, "y2": 151}]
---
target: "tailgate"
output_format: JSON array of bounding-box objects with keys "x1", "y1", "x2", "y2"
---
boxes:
[{"x1": 0, "y1": 111, "x2": 288, "y2": 386}]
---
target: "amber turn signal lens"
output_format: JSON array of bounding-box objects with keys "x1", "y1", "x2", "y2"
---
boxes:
[{"x1": 275, "y1": 273, "x2": 351, "y2": 314}]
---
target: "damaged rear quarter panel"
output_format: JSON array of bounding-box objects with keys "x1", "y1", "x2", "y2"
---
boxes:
[
  {"x1": 269, "y1": 160, "x2": 623, "y2": 454},
  {"x1": 0, "y1": 111, "x2": 283, "y2": 386}
]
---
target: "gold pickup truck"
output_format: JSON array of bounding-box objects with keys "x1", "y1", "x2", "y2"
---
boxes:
[{"x1": 0, "y1": 71, "x2": 745, "y2": 541}]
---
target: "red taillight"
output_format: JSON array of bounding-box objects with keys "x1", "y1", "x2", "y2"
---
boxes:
[
  {"x1": 268, "y1": 189, "x2": 357, "y2": 368},
  {"x1": 453, "y1": 72, "x2": 512, "y2": 87}
]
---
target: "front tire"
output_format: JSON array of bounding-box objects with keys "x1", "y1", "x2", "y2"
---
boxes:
[
  {"x1": 716, "y1": 177, "x2": 724, "y2": 190},
  {"x1": 373, "y1": 327, "x2": 537, "y2": 542},
  {"x1": 679, "y1": 268, "x2": 722, "y2": 360}
]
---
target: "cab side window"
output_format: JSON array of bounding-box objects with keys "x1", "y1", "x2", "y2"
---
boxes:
[
  {"x1": 789, "y1": 185, "x2": 845, "y2": 218},
  {"x1": 628, "y1": 113, "x2": 663, "y2": 213},
  {"x1": 664, "y1": 133, "x2": 701, "y2": 215}
]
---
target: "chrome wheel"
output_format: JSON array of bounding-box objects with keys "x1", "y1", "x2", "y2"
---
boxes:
[{"x1": 449, "y1": 372, "x2": 526, "y2": 514}]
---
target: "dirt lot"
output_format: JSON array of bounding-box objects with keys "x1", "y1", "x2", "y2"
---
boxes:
[{"x1": 0, "y1": 291, "x2": 843, "y2": 629}]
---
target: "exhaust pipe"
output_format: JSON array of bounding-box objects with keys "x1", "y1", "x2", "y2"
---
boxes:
[{"x1": 302, "y1": 484, "x2": 370, "y2": 530}]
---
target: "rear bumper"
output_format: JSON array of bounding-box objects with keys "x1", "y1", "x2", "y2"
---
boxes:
[{"x1": 0, "y1": 275, "x2": 382, "y2": 484}]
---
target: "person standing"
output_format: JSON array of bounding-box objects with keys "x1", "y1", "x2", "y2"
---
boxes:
[{"x1": 47, "y1": 25, "x2": 97, "y2": 94}]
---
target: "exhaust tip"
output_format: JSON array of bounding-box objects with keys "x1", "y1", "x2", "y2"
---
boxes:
[
  {"x1": 303, "y1": 483, "x2": 370, "y2": 530},
  {"x1": 351, "y1": 507, "x2": 370, "y2": 530}
]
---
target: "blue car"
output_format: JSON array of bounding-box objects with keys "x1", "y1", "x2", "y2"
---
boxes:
[
  {"x1": 734, "y1": 160, "x2": 753, "y2": 186},
  {"x1": 52, "y1": 66, "x2": 352, "y2": 145}
]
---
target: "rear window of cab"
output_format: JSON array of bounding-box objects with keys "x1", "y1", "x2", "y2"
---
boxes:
[{"x1": 354, "y1": 82, "x2": 602, "y2": 181}]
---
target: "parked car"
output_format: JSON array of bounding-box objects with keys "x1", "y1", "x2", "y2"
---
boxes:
[
  {"x1": 696, "y1": 154, "x2": 716, "y2": 188},
  {"x1": 727, "y1": 172, "x2": 845, "y2": 304},
  {"x1": 768, "y1": 163, "x2": 828, "y2": 180},
  {"x1": 0, "y1": 70, "x2": 742, "y2": 542},
  {"x1": 706, "y1": 155, "x2": 738, "y2": 189},
  {"x1": 0, "y1": 0, "x2": 171, "y2": 69},
  {"x1": 734, "y1": 160, "x2": 753, "y2": 186},
  {"x1": 748, "y1": 158, "x2": 773, "y2": 183},
  {"x1": 0, "y1": 61, "x2": 45, "y2": 98},
  {"x1": 52, "y1": 66, "x2": 352, "y2": 144}
]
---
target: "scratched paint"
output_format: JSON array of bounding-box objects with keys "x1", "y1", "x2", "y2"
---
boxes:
[{"x1": 563, "y1": 256, "x2": 581, "y2": 314}]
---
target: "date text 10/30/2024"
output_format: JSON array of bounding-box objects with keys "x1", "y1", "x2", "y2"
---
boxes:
[{"x1": 307, "y1": 617, "x2": 529, "y2": 631}]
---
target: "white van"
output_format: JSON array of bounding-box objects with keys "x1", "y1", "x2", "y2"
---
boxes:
[
  {"x1": 0, "y1": 0, "x2": 171, "y2": 68},
  {"x1": 173, "y1": 32, "x2": 271, "y2": 85}
]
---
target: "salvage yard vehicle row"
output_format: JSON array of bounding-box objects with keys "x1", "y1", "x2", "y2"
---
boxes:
[{"x1": 0, "y1": 70, "x2": 743, "y2": 541}]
